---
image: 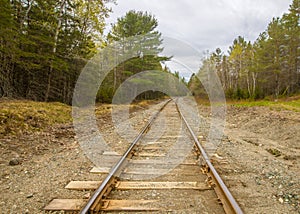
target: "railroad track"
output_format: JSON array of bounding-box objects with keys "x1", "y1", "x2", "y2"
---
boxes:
[{"x1": 45, "y1": 99, "x2": 243, "y2": 213}]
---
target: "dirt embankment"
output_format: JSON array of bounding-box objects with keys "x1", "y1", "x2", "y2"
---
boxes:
[{"x1": 210, "y1": 105, "x2": 299, "y2": 213}]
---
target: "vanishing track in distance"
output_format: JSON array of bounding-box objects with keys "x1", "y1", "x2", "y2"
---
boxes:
[{"x1": 45, "y1": 99, "x2": 243, "y2": 214}]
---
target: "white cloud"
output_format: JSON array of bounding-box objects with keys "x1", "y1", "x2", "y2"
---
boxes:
[
  {"x1": 105, "y1": 0, "x2": 292, "y2": 78},
  {"x1": 107, "y1": 0, "x2": 291, "y2": 47}
]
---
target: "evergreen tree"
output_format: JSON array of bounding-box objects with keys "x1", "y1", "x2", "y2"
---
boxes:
[
  {"x1": 282, "y1": 0, "x2": 300, "y2": 94},
  {"x1": 0, "y1": 0, "x2": 113, "y2": 103},
  {"x1": 189, "y1": 0, "x2": 300, "y2": 100},
  {"x1": 97, "y1": 10, "x2": 170, "y2": 102}
]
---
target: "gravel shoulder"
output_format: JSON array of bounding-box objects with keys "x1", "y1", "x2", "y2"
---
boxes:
[{"x1": 0, "y1": 101, "x2": 160, "y2": 214}]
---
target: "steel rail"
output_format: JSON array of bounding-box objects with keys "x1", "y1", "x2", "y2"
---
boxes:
[
  {"x1": 79, "y1": 99, "x2": 171, "y2": 214},
  {"x1": 175, "y1": 102, "x2": 243, "y2": 214}
]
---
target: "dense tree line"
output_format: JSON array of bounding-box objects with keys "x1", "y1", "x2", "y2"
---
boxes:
[
  {"x1": 189, "y1": 0, "x2": 299, "y2": 100},
  {"x1": 0, "y1": 2, "x2": 178, "y2": 103},
  {"x1": 0, "y1": 0, "x2": 113, "y2": 103}
]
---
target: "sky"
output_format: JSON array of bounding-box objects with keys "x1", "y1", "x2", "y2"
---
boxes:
[{"x1": 105, "y1": 0, "x2": 293, "y2": 79}]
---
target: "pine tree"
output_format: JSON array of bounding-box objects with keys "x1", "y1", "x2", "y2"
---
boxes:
[
  {"x1": 0, "y1": 0, "x2": 113, "y2": 103},
  {"x1": 282, "y1": 0, "x2": 300, "y2": 94},
  {"x1": 97, "y1": 10, "x2": 170, "y2": 102},
  {"x1": 0, "y1": 0, "x2": 19, "y2": 96}
]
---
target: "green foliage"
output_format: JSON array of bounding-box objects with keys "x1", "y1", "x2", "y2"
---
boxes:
[
  {"x1": 97, "y1": 86, "x2": 114, "y2": 103},
  {"x1": 97, "y1": 10, "x2": 171, "y2": 102},
  {"x1": 189, "y1": 0, "x2": 300, "y2": 100},
  {"x1": 0, "y1": 0, "x2": 114, "y2": 103},
  {"x1": 108, "y1": 10, "x2": 159, "y2": 39}
]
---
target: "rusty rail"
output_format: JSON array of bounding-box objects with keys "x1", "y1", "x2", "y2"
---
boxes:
[
  {"x1": 79, "y1": 99, "x2": 171, "y2": 214},
  {"x1": 175, "y1": 101, "x2": 243, "y2": 214}
]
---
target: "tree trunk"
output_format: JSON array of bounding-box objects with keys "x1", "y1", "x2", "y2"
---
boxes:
[
  {"x1": 252, "y1": 72, "x2": 257, "y2": 97},
  {"x1": 275, "y1": 73, "x2": 280, "y2": 98},
  {"x1": 21, "y1": 0, "x2": 34, "y2": 30},
  {"x1": 45, "y1": 0, "x2": 66, "y2": 102},
  {"x1": 246, "y1": 71, "x2": 251, "y2": 97}
]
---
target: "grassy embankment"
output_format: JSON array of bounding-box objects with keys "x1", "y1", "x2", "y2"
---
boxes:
[
  {"x1": 0, "y1": 99, "x2": 159, "y2": 136},
  {"x1": 1, "y1": 96, "x2": 299, "y2": 136},
  {"x1": 0, "y1": 99, "x2": 72, "y2": 136},
  {"x1": 195, "y1": 95, "x2": 300, "y2": 112},
  {"x1": 229, "y1": 96, "x2": 300, "y2": 112}
]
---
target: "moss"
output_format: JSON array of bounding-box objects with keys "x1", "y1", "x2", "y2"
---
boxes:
[{"x1": 266, "y1": 148, "x2": 282, "y2": 157}]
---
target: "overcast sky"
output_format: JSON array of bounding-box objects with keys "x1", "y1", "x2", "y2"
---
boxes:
[{"x1": 105, "y1": 0, "x2": 292, "y2": 78}]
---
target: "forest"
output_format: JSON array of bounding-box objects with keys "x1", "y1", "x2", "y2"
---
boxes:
[
  {"x1": 0, "y1": 0, "x2": 181, "y2": 104},
  {"x1": 0, "y1": 0, "x2": 299, "y2": 103},
  {"x1": 189, "y1": 0, "x2": 299, "y2": 100},
  {"x1": 0, "y1": 0, "x2": 114, "y2": 103}
]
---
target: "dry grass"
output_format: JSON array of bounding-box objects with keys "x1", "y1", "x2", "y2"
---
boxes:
[
  {"x1": 194, "y1": 94, "x2": 300, "y2": 112},
  {"x1": 0, "y1": 99, "x2": 71, "y2": 136},
  {"x1": 229, "y1": 98, "x2": 300, "y2": 112},
  {"x1": 0, "y1": 98, "x2": 161, "y2": 136}
]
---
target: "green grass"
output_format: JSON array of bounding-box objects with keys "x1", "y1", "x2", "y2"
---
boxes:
[
  {"x1": 230, "y1": 97, "x2": 300, "y2": 112},
  {"x1": 0, "y1": 99, "x2": 71, "y2": 136}
]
